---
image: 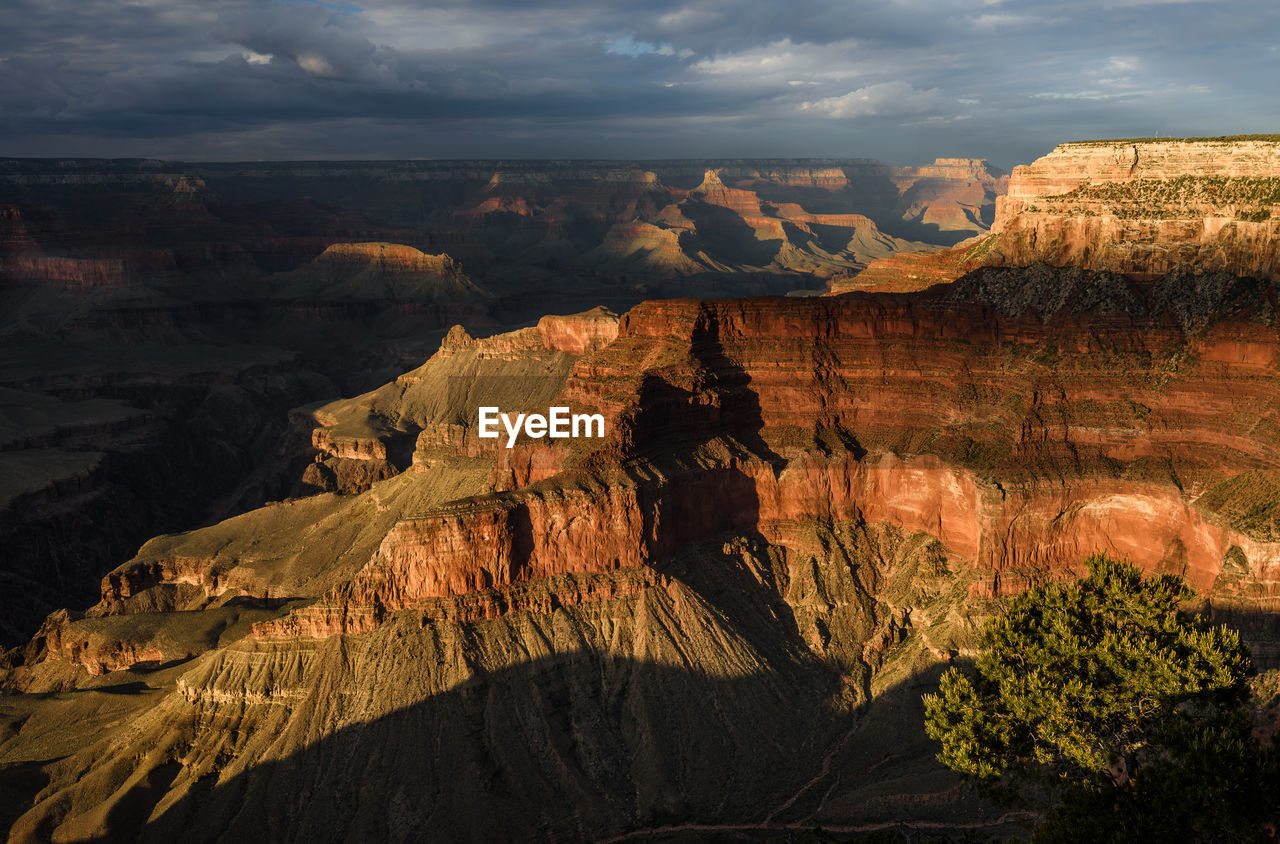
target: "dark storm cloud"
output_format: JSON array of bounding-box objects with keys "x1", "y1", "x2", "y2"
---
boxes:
[{"x1": 0, "y1": 0, "x2": 1276, "y2": 165}]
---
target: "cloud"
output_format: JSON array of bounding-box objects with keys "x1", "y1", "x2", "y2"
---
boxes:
[
  {"x1": 970, "y1": 13, "x2": 1038, "y2": 28},
  {"x1": 214, "y1": 3, "x2": 377, "y2": 79},
  {"x1": 0, "y1": 0, "x2": 1275, "y2": 166},
  {"x1": 297, "y1": 53, "x2": 336, "y2": 75},
  {"x1": 1031, "y1": 90, "x2": 1144, "y2": 101},
  {"x1": 801, "y1": 81, "x2": 950, "y2": 119}
]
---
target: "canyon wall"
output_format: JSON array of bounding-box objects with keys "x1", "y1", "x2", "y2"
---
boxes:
[
  {"x1": 834, "y1": 137, "x2": 1280, "y2": 294},
  {"x1": 246, "y1": 279, "x2": 1280, "y2": 647},
  {"x1": 0, "y1": 156, "x2": 1005, "y2": 647},
  {"x1": 8, "y1": 257, "x2": 1279, "y2": 840},
  {"x1": 986, "y1": 138, "x2": 1280, "y2": 279}
]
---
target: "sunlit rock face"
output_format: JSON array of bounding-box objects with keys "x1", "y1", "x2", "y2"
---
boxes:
[
  {"x1": 834, "y1": 139, "x2": 1280, "y2": 294},
  {"x1": 985, "y1": 139, "x2": 1280, "y2": 280}
]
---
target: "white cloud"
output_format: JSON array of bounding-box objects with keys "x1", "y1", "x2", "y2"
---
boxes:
[
  {"x1": 970, "y1": 13, "x2": 1036, "y2": 28},
  {"x1": 691, "y1": 39, "x2": 871, "y2": 83},
  {"x1": 1031, "y1": 89, "x2": 1145, "y2": 100},
  {"x1": 1100, "y1": 56, "x2": 1140, "y2": 73},
  {"x1": 297, "y1": 52, "x2": 335, "y2": 76},
  {"x1": 801, "y1": 80, "x2": 948, "y2": 119}
]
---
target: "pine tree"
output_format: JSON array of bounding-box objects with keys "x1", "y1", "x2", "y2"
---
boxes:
[{"x1": 924, "y1": 554, "x2": 1279, "y2": 841}]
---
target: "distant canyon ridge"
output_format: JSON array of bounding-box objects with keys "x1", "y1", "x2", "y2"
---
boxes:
[{"x1": 0, "y1": 155, "x2": 1006, "y2": 644}]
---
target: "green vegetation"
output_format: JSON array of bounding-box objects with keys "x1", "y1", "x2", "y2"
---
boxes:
[
  {"x1": 961, "y1": 233, "x2": 999, "y2": 263},
  {"x1": 1061, "y1": 135, "x2": 1280, "y2": 145},
  {"x1": 924, "y1": 555, "x2": 1280, "y2": 841},
  {"x1": 1198, "y1": 470, "x2": 1280, "y2": 541},
  {"x1": 1057, "y1": 175, "x2": 1280, "y2": 220},
  {"x1": 1028, "y1": 343, "x2": 1061, "y2": 366}
]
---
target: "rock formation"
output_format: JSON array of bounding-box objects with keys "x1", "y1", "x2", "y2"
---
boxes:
[
  {"x1": 834, "y1": 137, "x2": 1280, "y2": 294},
  {"x1": 0, "y1": 156, "x2": 1002, "y2": 644},
  {"x1": 984, "y1": 138, "x2": 1280, "y2": 279},
  {"x1": 9, "y1": 141, "x2": 1280, "y2": 841},
  {"x1": 6, "y1": 266, "x2": 1280, "y2": 839},
  {"x1": 300, "y1": 308, "x2": 618, "y2": 496},
  {"x1": 890, "y1": 158, "x2": 1008, "y2": 241}
]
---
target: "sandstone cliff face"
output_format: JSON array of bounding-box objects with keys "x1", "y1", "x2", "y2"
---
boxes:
[
  {"x1": 985, "y1": 139, "x2": 1280, "y2": 279},
  {"x1": 837, "y1": 139, "x2": 1280, "y2": 294},
  {"x1": 826, "y1": 244, "x2": 975, "y2": 295},
  {"x1": 535, "y1": 308, "x2": 621, "y2": 355},
  {"x1": 246, "y1": 267, "x2": 1280, "y2": 654}
]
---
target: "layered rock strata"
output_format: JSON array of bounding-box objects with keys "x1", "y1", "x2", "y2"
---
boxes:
[
  {"x1": 7, "y1": 259, "x2": 1280, "y2": 840},
  {"x1": 986, "y1": 138, "x2": 1280, "y2": 279},
  {"x1": 837, "y1": 138, "x2": 1280, "y2": 293},
  {"x1": 9, "y1": 144, "x2": 1280, "y2": 842}
]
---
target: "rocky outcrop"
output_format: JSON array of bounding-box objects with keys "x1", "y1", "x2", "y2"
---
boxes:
[
  {"x1": 241, "y1": 272, "x2": 1280, "y2": 648},
  {"x1": 0, "y1": 204, "x2": 38, "y2": 253},
  {"x1": 299, "y1": 455, "x2": 399, "y2": 494},
  {"x1": 34, "y1": 609, "x2": 164, "y2": 676},
  {"x1": 296, "y1": 308, "x2": 621, "y2": 496},
  {"x1": 983, "y1": 138, "x2": 1280, "y2": 279},
  {"x1": 312, "y1": 242, "x2": 459, "y2": 273},
  {"x1": 586, "y1": 222, "x2": 703, "y2": 275},
  {"x1": 890, "y1": 158, "x2": 1008, "y2": 238},
  {"x1": 535, "y1": 307, "x2": 620, "y2": 355},
  {"x1": 271, "y1": 241, "x2": 492, "y2": 304},
  {"x1": 827, "y1": 243, "x2": 973, "y2": 294}
]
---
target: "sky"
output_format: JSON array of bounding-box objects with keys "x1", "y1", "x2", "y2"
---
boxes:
[{"x1": 0, "y1": 0, "x2": 1276, "y2": 169}]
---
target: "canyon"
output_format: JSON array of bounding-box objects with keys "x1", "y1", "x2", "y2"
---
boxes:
[
  {"x1": 3, "y1": 138, "x2": 1280, "y2": 841},
  {"x1": 0, "y1": 156, "x2": 1004, "y2": 647},
  {"x1": 832, "y1": 138, "x2": 1280, "y2": 295}
]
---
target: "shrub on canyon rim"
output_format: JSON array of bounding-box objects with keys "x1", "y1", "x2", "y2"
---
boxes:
[{"x1": 924, "y1": 554, "x2": 1280, "y2": 841}]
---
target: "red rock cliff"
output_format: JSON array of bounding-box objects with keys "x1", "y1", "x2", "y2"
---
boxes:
[{"x1": 253, "y1": 274, "x2": 1280, "y2": 642}]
